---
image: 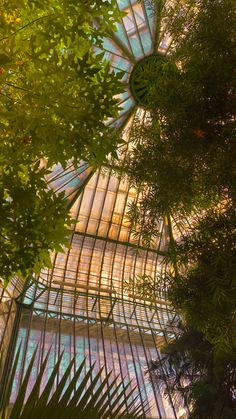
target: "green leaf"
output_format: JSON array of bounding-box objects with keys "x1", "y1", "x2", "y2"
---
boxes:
[
  {"x1": 9, "y1": 346, "x2": 38, "y2": 418},
  {"x1": 3, "y1": 349, "x2": 145, "y2": 418},
  {"x1": 0, "y1": 53, "x2": 11, "y2": 65}
]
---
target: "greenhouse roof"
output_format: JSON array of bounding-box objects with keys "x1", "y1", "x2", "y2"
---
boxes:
[
  {"x1": 102, "y1": 0, "x2": 170, "y2": 128},
  {"x1": 47, "y1": 0, "x2": 172, "y2": 205}
]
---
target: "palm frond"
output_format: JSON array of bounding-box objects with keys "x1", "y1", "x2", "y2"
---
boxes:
[{"x1": 0, "y1": 347, "x2": 148, "y2": 419}]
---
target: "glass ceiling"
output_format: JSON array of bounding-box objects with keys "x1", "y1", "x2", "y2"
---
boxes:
[
  {"x1": 42, "y1": 1, "x2": 173, "y2": 329},
  {"x1": 1, "y1": 3, "x2": 186, "y2": 418},
  {"x1": 47, "y1": 0, "x2": 172, "y2": 204},
  {"x1": 102, "y1": 0, "x2": 171, "y2": 129},
  {"x1": 46, "y1": 161, "x2": 94, "y2": 208}
]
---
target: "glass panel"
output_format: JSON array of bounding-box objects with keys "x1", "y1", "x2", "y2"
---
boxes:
[{"x1": 10, "y1": 309, "x2": 178, "y2": 418}]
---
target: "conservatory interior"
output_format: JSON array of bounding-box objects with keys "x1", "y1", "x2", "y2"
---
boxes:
[{"x1": 0, "y1": 1, "x2": 235, "y2": 418}]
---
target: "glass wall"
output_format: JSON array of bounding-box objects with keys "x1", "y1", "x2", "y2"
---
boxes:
[
  {"x1": 12, "y1": 308, "x2": 178, "y2": 418},
  {"x1": 6, "y1": 153, "x2": 179, "y2": 418},
  {"x1": 0, "y1": 2, "x2": 184, "y2": 417}
]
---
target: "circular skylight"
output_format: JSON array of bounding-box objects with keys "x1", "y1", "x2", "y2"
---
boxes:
[
  {"x1": 129, "y1": 53, "x2": 167, "y2": 107},
  {"x1": 48, "y1": 0, "x2": 171, "y2": 198}
]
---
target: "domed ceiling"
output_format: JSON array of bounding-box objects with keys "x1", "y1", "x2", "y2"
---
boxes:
[
  {"x1": 14, "y1": 6, "x2": 177, "y2": 417},
  {"x1": 38, "y1": 1, "x2": 173, "y2": 325},
  {"x1": 47, "y1": 0, "x2": 171, "y2": 203}
]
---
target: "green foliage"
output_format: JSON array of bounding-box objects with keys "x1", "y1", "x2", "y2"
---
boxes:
[
  {"x1": 124, "y1": 273, "x2": 167, "y2": 301},
  {"x1": 125, "y1": 195, "x2": 162, "y2": 247},
  {"x1": 169, "y1": 204, "x2": 236, "y2": 351},
  {"x1": 149, "y1": 322, "x2": 236, "y2": 418},
  {"x1": 0, "y1": 0, "x2": 125, "y2": 285},
  {"x1": 124, "y1": 2, "x2": 236, "y2": 416},
  {"x1": 124, "y1": 0, "x2": 236, "y2": 233},
  {"x1": 133, "y1": 204, "x2": 236, "y2": 416},
  {"x1": 124, "y1": 115, "x2": 215, "y2": 218},
  {"x1": 0, "y1": 0, "x2": 124, "y2": 167},
  {"x1": 125, "y1": 273, "x2": 155, "y2": 300},
  {"x1": 0, "y1": 154, "x2": 72, "y2": 284},
  {"x1": 0, "y1": 346, "x2": 146, "y2": 419},
  {"x1": 131, "y1": 203, "x2": 236, "y2": 417}
]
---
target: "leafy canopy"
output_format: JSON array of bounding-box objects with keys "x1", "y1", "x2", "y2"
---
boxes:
[
  {"x1": 149, "y1": 322, "x2": 236, "y2": 419},
  {"x1": 0, "y1": 158, "x2": 72, "y2": 285},
  {"x1": 123, "y1": 1, "x2": 236, "y2": 416},
  {"x1": 125, "y1": 0, "x2": 235, "y2": 231},
  {"x1": 169, "y1": 204, "x2": 236, "y2": 351},
  {"x1": 0, "y1": 0, "x2": 125, "y2": 285},
  {"x1": 0, "y1": 0, "x2": 124, "y2": 167}
]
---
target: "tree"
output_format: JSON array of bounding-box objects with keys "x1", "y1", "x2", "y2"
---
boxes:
[
  {"x1": 0, "y1": 159, "x2": 72, "y2": 285},
  {"x1": 122, "y1": 1, "x2": 236, "y2": 416},
  {"x1": 149, "y1": 322, "x2": 236, "y2": 419},
  {"x1": 126, "y1": 204, "x2": 236, "y2": 417},
  {"x1": 169, "y1": 203, "x2": 236, "y2": 351},
  {"x1": 0, "y1": 0, "x2": 124, "y2": 285},
  {"x1": 0, "y1": 0, "x2": 123, "y2": 167},
  {"x1": 124, "y1": 0, "x2": 235, "y2": 235}
]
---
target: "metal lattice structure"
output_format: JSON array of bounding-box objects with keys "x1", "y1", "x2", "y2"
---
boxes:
[{"x1": 0, "y1": 2, "x2": 188, "y2": 418}]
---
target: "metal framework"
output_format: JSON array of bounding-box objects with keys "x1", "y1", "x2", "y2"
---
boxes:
[{"x1": 0, "y1": 2, "x2": 187, "y2": 418}]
